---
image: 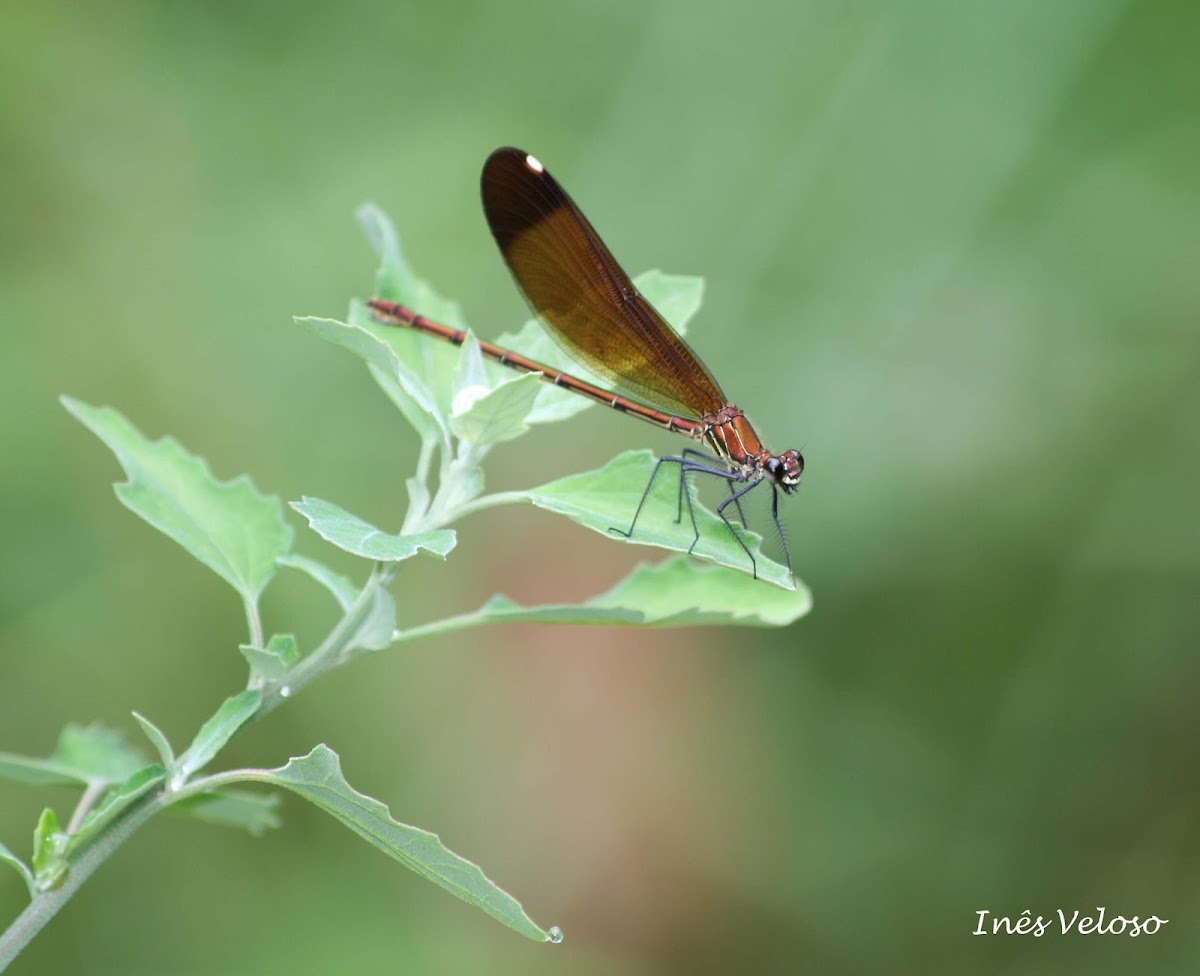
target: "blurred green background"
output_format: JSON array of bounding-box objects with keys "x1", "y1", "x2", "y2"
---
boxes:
[{"x1": 2, "y1": 0, "x2": 1197, "y2": 972}]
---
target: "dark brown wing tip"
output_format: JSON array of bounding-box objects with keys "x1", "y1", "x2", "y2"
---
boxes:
[
  {"x1": 484, "y1": 146, "x2": 530, "y2": 166},
  {"x1": 481, "y1": 147, "x2": 562, "y2": 254}
]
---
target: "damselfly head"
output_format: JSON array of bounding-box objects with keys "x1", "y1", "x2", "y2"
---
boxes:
[{"x1": 767, "y1": 450, "x2": 804, "y2": 492}]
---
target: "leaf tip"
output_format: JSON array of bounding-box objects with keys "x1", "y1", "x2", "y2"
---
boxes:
[{"x1": 60, "y1": 394, "x2": 100, "y2": 428}]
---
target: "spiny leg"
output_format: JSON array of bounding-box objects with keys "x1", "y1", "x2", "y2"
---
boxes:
[
  {"x1": 682, "y1": 450, "x2": 751, "y2": 529},
  {"x1": 725, "y1": 480, "x2": 749, "y2": 528},
  {"x1": 675, "y1": 448, "x2": 726, "y2": 527},
  {"x1": 675, "y1": 450, "x2": 729, "y2": 551},
  {"x1": 667, "y1": 456, "x2": 749, "y2": 558},
  {"x1": 674, "y1": 459, "x2": 738, "y2": 556},
  {"x1": 770, "y1": 485, "x2": 794, "y2": 581},
  {"x1": 677, "y1": 466, "x2": 701, "y2": 551},
  {"x1": 675, "y1": 448, "x2": 719, "y2": 520},
  {"x1": 716, "y1": 479, "x2": 765, "y2": 579},
  {"x1": 609, "y1": 455, "x2": 683, "y2": 540},
  {"x1": 613, "y1": 450, "x2": 726, "y2": 544},
  {"x1": 665, "y1": 461, "x2": 760, "y2": 573},
  {"x1": 676, "y1": 465, "x2": 700, "y2": 552},
  {"x1": 612, "y1": 453, "x2": 765, "y2": 580},
  {"x1": 674, "y1": 461, "x2": 688, "y2": 524},
  {"x1": 678, "y1": 459, "x2": 745, "y2": 556}
]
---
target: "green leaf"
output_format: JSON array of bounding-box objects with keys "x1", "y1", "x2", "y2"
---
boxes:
[
  {"x1": 358, "y1": 202, "x2": 418, "y2": 303},
  {"x1": 452, "y1": 330, "x2": 491, "y2": 397},
  {"x1": 0, "y1": 841, "x2": 35, "y2": 898},
  {"x1": 263, "y1": 745, "x2": 551, "y2": 941},
  {"x1": 346, "y1": 584, "x2": 397, "y2": 653},
  {"x1": 132, "y1": 712, "x2": 175, "y2": 768},
  {"x1": 456, "y1": 598, "x2": 643, "y2": 628},
  {"x1": 466, "y1": 556, "x2": 810, "y2": 628},
  {"x1": 169, "y1": 788, "x2": 281, "y2": 836},
  {"x1": 0, "y1": 724, "x2": 147, "y2": 788},
  {"x1": 492, "y1": 317, "x2": 595, "y2": 426},
  {"x1": 450, "y1": 371, "x2": 543, "y2": 446},
  {"x1": 353, "y1": 209, "x2": 705, "y2": 444},
  {"x1": 0, "y1": 753, "x2": 82, "y2": 787},
  {"x1": 63, "y1": 398, "x2": 293, "y2": 602},
  {"x1": 32, "y1": 809, "x2": 68, "y2": 891},
  {"x1": 356, "y1": 205, "x2": 701, "y2": 447},
  {"x1": 241, "y1": 633, "x2": 300, "y2": 683},
  {"x1": 290, "y1": 496, "x2": 456, "y2": 562},
  {"x1": 433, "y1": 452, "x2": 486, "y2": 517},
  {"x1": 358, "y1": 204, "x2": 467, "y2": 330},
  {"x1": 590, "y1": 557, "x2": 808, "y2": 625},
  {"x1": 406, "y1": 474, "x2": 431, "y2": 520},
  {"x1": 356, "y1": 205, "x2": 472, "y2": 425},
  {"x1": 277, "y1": 553, "x2": 358, "y2": 610},
  {"x1": 296, "y1": 316, "x2": 450, "y2": 447},
  {"x1": 52, "y1": 724, "x2": 147, "y2": 782},
  {"x1": 449, "y1": 334, "x2": 543, "y2": 445},
  {"x1": 175, "y1": 691, "x2": 262, "y2": 784},
  {"x1": 69, "y1": 766, "x2": 166, "y2": 855},
  {"x1": 523, "y1": 450, "x2": 796, "y2": 589}
]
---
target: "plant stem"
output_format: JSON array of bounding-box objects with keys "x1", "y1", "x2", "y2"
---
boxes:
[
  {"x1": 416, "y1": 438, "x2": 434, "y2": 488},
  {"x1": 1, "y1": 431, "x2": 478, "y2": 967},
  {"x1": 451, "y1": 490, "x2": 527, "y2": 520},
  {"x1": 393, "y1": 608, "x2": 490, "y2": 644},
  {"x1": 65, "y1": 781, "x2": 106, "y2": 835},
  {"x1": 243, "y1": 596, "x2": 265, "y2": 648},
  {"x1": 0, "y1": 793, "x2": 160, "y2": 970},
  {"x1": 258, "y1": 564, "x2": 395, "y2": 716}
]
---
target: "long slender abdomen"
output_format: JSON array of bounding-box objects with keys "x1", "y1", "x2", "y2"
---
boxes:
[{"x1": 367, "y1": 299, "x2": 706, "y2": 439}]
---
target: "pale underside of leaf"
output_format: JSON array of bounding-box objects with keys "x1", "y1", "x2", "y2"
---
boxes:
[
  {"x1": 62, "y1": 398, "x2": 292, "y2": 600},
  {"x1": 290, "y1": 496, "x2": 456, "y2": 562},
  {"x1": 0, "y1": 723, "x2": 148, "y2": 788},
  {"x1": 473, "y1": 556, "x2": 810, "y2": 628},
  {"x1": 169, "y1": 789, "x2": 281, "y2": 836},
  {"x1": 176, "y1": 690, "x2": 263, "y2": 783},
  {"x1": 261, "y1": 746, "x2": 552, "y2": 941},
  {"x1": 295, "y1": 316, "x2": 451, "y2": 448},
  {"x1": 0, "y1": 841, "x2": 35, "y2": 897}
]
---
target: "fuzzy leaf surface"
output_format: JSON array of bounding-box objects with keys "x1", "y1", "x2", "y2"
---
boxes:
[
  {"x1": 176, "y1": 691, "x2": 262, "y2": 783},
  {"x1": 0, "y1": 842, "x2": 34, "y2": 897},
  {"x1": 290, "y1": 497, "x2": 455, "y2": 562},
  {"x1": 260, "y1": 745, "x2": 552, "y2": 941},
  {"x1": 63, "y1": 398, "x2": 292, "y2": 601},
  {"x1": 0, "y1": 724, "x2": 147, "y2": 788},
  {"x1": 170, "y1": 789, "x2": 281, "y2": 836},
  {"x1": 465, "y1": 557, "x2": 809, "y2": 629}
]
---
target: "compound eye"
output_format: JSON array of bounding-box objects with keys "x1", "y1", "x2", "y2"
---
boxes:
[{"x1": 780, "y1": 450, "x2": 804, "y2": 486}]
